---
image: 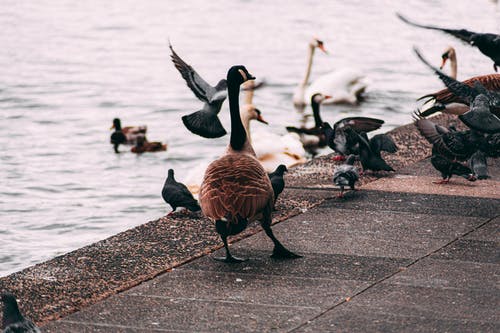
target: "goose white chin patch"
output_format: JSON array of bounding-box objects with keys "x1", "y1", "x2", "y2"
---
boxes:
[{"x1": 238, "y1": 69, "x2": 248, "y2": 81}]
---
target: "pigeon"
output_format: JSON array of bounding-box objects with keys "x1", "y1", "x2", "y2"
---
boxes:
[
  {"x1": 268, "y1": 164, "x2": 288, "y2": 205},
  {"x1": 413, "y1": 112, "x2": 481, "y2": 161},
  {"x1": 398, "y1": 13, "x2": 500, "y2": 71},
  {"x1": 333, "y1": 155, "x2": 360, "y2": 198},
  {"x1": 480, "y1": 133, "x2": 500, "y2": 158},
  {"x1": 357, "y1": 132, "x2": 398, "y2": 173},
  {"x1": 430, "y1": 148, "x2": 477, "y2": 184},
  {"x1": 413, "y1": 47, "x2": 500, "y2": 133},
  {"x1": 469, "y1": 150, "x2": 489, "y2": 180},
  {"x1": 322, "y1": 117, "x2": 385, "y2": 161},
  {"x1": 162, "y1": 169, "x2": 201, "y2": 215},
  {"x1": 1, "y1": 293, "x2": 40, "y2": 333},
  {"x1": 169, "y1": 43, "x2": 228, "y2": 138}
]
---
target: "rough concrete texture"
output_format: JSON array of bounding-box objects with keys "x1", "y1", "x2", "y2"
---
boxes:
[{"x1": 1, "y1": 113, "x2": 499, "y2": 332}]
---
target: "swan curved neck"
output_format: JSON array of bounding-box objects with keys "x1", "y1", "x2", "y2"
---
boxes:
[
  {"x1": 240, "y1": 108, "x2": 253, "y2": 144},
  {"x1": 448, "y1": 52, "x2": 457, "y2": 79},
  {"x1": 300, "y1": 45, "x2": 315, "y2": 87},
  {"x1": 228, "y1": 79, "x2": 247, "y2": 151}
]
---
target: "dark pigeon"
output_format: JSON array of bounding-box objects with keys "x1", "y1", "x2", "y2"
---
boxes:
[
  {"x1": 413, "y1": 111, "x2": 482, "y2": 161},
  {"x1": 1, "y1": 293, "x2": 40, "y2": 333},
  {"x1": 398, "y1": 13, "x2": 500, "y2": 71},
  {"x1": 268, "y1": 164, "x2": 288, "y2": 206},
  {"x1": 333, "y1": 155, "x2": 360, "y2": 198},
  {"x1": 322, "y1": 117, "x2": 385, "y2": 160},
  {"x1": 469, "y1": 150, "x2": 489, "y2": 180},
  {"x1": 430, "y1": 148, "x2": 476, "y2": 184},
  {"x1": 162, "y1": 169, "x2": 201, "y2": 215},
  {"x1": 169, "y1": 43, "x2": 228, "y2": 138},
  {"x1": 459, "y1": 94, "x2": 500, "y2": 134},
  {"x1": 357, "y1": 132, "x2": 398, "y2": 173}
]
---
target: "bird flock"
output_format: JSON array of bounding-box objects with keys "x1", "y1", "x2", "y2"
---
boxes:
[{"x1": 3, "y1": 12, "x2": 499, "y2": 332}]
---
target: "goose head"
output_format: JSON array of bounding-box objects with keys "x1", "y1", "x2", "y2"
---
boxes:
[
  {"x1": 311, "y1": 93, "x2": 332, "y2": 105},
  {"x1": 227, "y1": 65, "x2": 255, "y2": 85},
  {"x1": 309, "y1": 38, "x2": 327, "y2": 54},
  {"x1": 440, "y1": 46, "x2": 456, "y2": 69}
]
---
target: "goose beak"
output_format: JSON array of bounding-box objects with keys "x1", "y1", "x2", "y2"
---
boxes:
[
  {"x1": 110, "y1": 124, "x2": 115, "y2": 130},
  {"x1": 440, "y1": 57, "x2": 448, "y2": 69},
  {"x1": 247, "y1": 73, "x2": 256, "y2": 80}
]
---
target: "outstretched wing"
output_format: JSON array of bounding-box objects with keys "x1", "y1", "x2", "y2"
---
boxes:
[
  {"x1": 333, "y1": 117, "x2": 384, "y2": 133},
  {"x1": 370, "y1": 134, "x2": 398, "y2": 153},
  {"x1": 169, "y1": 43, "x2": 218, "y2": 103},
  {"x1": 397, "y1": 13, "x2": 476, "y2": 43}
]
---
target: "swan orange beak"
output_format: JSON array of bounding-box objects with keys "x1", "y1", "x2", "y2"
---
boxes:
[
  {"x1": 324, "y1": 95, "x2": 333, "y2": 100},
  {"x1": 440, "y1": 57, "x2": 448, "y2": 70},
  {"x1": 318, "y1": 44, "x2": 328, "y2": 54}
]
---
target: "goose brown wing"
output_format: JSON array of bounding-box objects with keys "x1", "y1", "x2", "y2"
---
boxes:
[{"x1": 199, "y1": 154, "x2": 273, "y2": 221}]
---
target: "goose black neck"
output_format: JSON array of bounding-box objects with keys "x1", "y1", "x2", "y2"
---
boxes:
[
  {"x1": 311, "y1": 101, "x2": 323, "y2": 128},
  {"x1": 228, "y1": 79, "x2": 246, "y2": 151}
]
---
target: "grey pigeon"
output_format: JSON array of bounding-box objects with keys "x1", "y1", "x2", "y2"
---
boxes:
[
  {"x1": 357, "y1": 132, "x2": 398, "y2": 173},
  {"x1": 333, "y1": 155, "x2": 360, "y2": 197},
  {"x1": 469, "y1": 150, "x2": 489, "y2": 180},
  {"x1": 162, "y1": 169, "x2": 201, "y2": 215},
  {"x1": 430, "y1": 148, "x2": 476, "y2": 184},
  {"x1": 398, "y1": 13, "x2": 500, "y2": 71},
  {"x1": 268, "y1": 164, "x2": 288, "y2": 206},
  {"x1": 169, "y1": 43, "x2": 228, "y2": 138},
  {"x1": 1, "y1": 293, "x2": 40, "y2": 333}
]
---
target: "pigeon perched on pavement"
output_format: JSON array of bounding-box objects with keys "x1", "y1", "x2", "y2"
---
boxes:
[
  {"x1": 162, "y1": 169, "x2": 201, "y2": 215},
  {"x1": 268, "y1": 164, "x2": 288, "y2": 205},
  {"x1": 1, "y1": 293, "x2": 40, "y2": 333},
  {"x1": 333, "y1": 155, "x2": 360, "y2": 197}
]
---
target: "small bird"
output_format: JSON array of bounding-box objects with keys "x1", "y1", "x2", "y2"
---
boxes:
[
  {"x1": 333, "y1": 155, "x2": 359, "y2": 198},
  {"x1": 430, "y1": 148, "x2": 477, "y2": 184},
  {"x1": 468, "y1": 150, "x2": 489, "y2": 180},
  {"x1": 357, "y1": 132, "x2": 398, "y2": 173},
  {"x1": 169, "y1": 42, "x2": 228, "y2": 138},
  {"x1": 268, "y1": 164, "x2": 288, "y2": 206},
  {"x1": 1, "y1": 293, "x2": 40, "y2": 333},
  {"x1": 398, "y1": 13, "x2": 500, "y2": 71},
  {"x1": 131, "y1": 136, "x2": 167, "y2": 153},
  {"x1": 162, "y1": 169, "x2": 201, "y2": 215},
  {"x1": 110, "y1": 118, "x2": 147, "y2": 153},
  {"x1": 413, "y1": 112, "x2": 481, "y2": 161},
  {"x1": 322, "y1": 117, "x2": 385, "y2": 161}
]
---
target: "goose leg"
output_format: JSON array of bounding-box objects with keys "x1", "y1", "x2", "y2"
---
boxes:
[
  {"x1": 260, "y1": 208, "x2": 302, "y2": 259},
  {"x1": 213, "y1": 220, "x2": 247, "y2": 263}
]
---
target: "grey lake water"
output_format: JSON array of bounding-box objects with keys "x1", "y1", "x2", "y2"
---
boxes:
[{"x1": 1, "y1": 0, "x2": 498, "y2": 276}]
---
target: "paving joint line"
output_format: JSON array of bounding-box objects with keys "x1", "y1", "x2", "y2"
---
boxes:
[{"x1": 287, "y1": 212, "x2": 499, "y2": 332}]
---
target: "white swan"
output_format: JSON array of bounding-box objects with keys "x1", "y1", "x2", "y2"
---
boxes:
[{"x1": 293, "y1": 38, "x2": 367, "y2": 106}]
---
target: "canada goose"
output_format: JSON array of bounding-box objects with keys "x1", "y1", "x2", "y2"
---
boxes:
[{"x1": 199, "y1": 65, "x2": 301, "y2": 263}]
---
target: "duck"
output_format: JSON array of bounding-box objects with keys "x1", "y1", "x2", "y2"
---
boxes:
[
  {"x1": 110, "y1": 118, "x2": 147, "y2": 153},
  {"x1": 416, "y1": 46, "x2": 500, "y2": 118},
  {"x1": 397, "y1": 13, "x2": 500, "y2": 71},
  {"x1": 162, "y1": 169, "x2": 201, "y2": 215},
  {"x1": 169, "y1": 42, "x2": 228, "y2": 139},
  {"x1": 293, "y1": 38, "x2": 367, "y2": 106},
  {"x1": 199, "y1": 65, "x2": 301, "y2": 263},
  {"x1": 131, "y1": 136, "x2": 167, "y2": 154},
  {"x1": 1, "y1": 293, "x2": 40, "y2": 333}
]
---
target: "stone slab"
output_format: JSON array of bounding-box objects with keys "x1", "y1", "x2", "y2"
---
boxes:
[{"x1": 430, "y1": 239, "x2": 500, "y2": 264}]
